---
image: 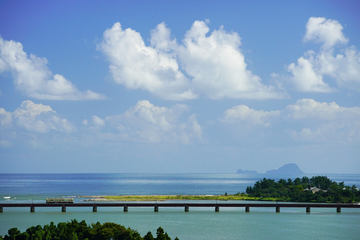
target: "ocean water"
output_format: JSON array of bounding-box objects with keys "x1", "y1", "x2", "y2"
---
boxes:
[
  {"x1": 1, "y1": 173, "x2": 360, "y2": 198},
  {"x1": 1, "y1": 173, "x2": 360, "y2": 239},
  {"x1": 0, "y1": 173, "x2": 261, "y2": 199}
]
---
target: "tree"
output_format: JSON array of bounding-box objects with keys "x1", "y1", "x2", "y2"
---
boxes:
[
  {"x1": 144, "y1": 232, "x2": 154, "y2": 240},
  {"x1": 5, "y1": 228, "x2": 20, "y2": 240},
  {"x1": 246, "y1": 176, "x2": 360, "y2": 203},
  {"x1": 155, "y1": 227, "x2": 170, "y2": 240},
  {"x1": 1, "y1": 221, "x2": 177, "y2": 240}
]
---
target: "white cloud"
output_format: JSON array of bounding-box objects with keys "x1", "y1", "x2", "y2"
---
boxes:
[
  {"x1": 318, "y1": 48, "x2": 360, "y2": 89},
  {"x1": 304, "y1": 17, "x2": 348, "y2": 49},
  {"x1": 0, "y1": 37, "x2": 104, "y2": 100},
  {"x1": 287, "y1": 17, "x2": 360, "y2": 92},
  {"x1": 223, "y1": 98, "x2": 360, "y2": 143},
  {"x1": 0, "y1": 100, "x2": 73, "y2": 133},
  {"x1": 223, "y1": 104, "x2": 279, "y2": 127},
  {"x1": 286, "y1": 98, "x2": 356, "y2": 120},
  {"x1": 291, "y1": 121, "x2": 360, "y2": 143},
  {"x1": 92, "y1": 115, "x2": 105, "y2": 128},
  {"x1": 85, "y1": 100, "x2": 202, "y2": 143},
  {"x1": 286, "y1": 99, "x2": 360, "y2": 142},
  {"x1": 178, "y1": 21, "x2": 281, "y2": 99},
  {"x1": 0, "y1": 108, "x2": 12, "y2": 127},
  {"x1": 288, "y1": 52, "x2": 332, "y2": 92},
  {"x1": 188, "y1": 114, "x2": 202, "y2": 140},
  {"x1": 150, "y1": 22, "x2": 177, "y2": 52},
  {"x1": 83, "y1": 115, "x2": 105, "y2": 129},
  {"x1": 99, "y1": 21, "x2": 283, "y2": 100},
  {"x1": 99, "y1": 22, "x2": 195, "y2": 101}
]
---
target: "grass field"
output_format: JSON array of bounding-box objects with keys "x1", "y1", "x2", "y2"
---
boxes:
[{"x1": 92, "y1": 194, "x2": 281, "y2": 201}]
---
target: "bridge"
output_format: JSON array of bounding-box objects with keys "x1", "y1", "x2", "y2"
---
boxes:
[{"x1": 1, "y1": 202, "x2": 359, "y2": 213}]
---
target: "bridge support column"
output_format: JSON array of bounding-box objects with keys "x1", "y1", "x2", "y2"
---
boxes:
[
  {"x1": 185, "y1": 205, "x2": 189, "y2": 212},
  {"x1": 0, "y1": 206, "x2": 3, "y2": 213},
  {"x1": 30, "y1": 206, "x2": 35, "y2": 213},
  {"x1": 337, "y1": 207, "x2": 341, "y2": 213},
  {"x1": 276, "y1": 206, "x2": 280, "y2": 213},
  {"x1": 93, "y1": 206, "x2": 97, "y2": 212},
  {"x1": 154, "y1": 205, "x2": 159, "y2": 212},
  {"x1": 306, "y1": 206, "x2": 310, "y2": 213},
  {"x1": 245, "y1": 206, "x2": 250, "y2": 213},
  {"x1": 215, "y1": 206, "x2": 219, "y2": 212},
  {"x1": 61, "y1": 206, "x2": 66, "y2": 213},
  {"x1": 124, "y1": 206, "x2": 128, "y2": 212}
]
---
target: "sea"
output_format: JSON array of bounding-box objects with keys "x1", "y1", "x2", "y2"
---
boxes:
[{"x1": 1, "y1": 173, "x2": 360, "y2": 240}]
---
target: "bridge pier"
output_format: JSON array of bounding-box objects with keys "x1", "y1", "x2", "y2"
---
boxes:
[
  {"x1": 245, "y1": 206, "x2": 250, "y2": 213},
  {"x1": 0, "y1": 206, "x2": 3, "y2": 213},
  {"x1": 306, "y1": 206, "x2": 311, "y2": 213},
  {"x1": 337, "y1": 207, "x2": 341, "y2": 213},
  {"x1": 30, "y1": 206, "x2": 35, "y2": 213},
  {"x1": 215, "y1": 206, "x2": 219, "y2": 212},
  {"x1": 93, "y1": 206, "x2": 97, "y2": 212},
  {"x1": 154, "y1": 205, "x2": 159, "y2": 212},
  {"x1": 276, "y1": 206, "x2": 280, "y2": 213},
  {"x1": 124, "y1": 206, "x2": 128, "y2": 212},
  {"x1": 61, "y1": 206, "x2": 66, "y2": 213},
  {"x1": 185, "y1": 205, "x2": 189, "y2": 212}
]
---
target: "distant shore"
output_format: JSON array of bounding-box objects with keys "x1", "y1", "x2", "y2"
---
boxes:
[{"x1": 80, "y1": 194, "x2": 280, "y2": 202}]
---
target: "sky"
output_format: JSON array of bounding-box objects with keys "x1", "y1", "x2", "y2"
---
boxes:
[{"x1": 0, "y1": 0, "x2": 359, "y2": 173}]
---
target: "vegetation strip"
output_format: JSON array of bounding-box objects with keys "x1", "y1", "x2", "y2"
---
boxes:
[
  {"x1": 96, "y1": 195, "x2": 279, "y2": 202},
  {"x1": 0, "y1": 220, "x2": 178, "y2": 240}
]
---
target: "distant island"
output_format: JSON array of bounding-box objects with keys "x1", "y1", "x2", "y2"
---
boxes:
[{"x1": 237, "y1": 163, "x2": 304, "y2": 177}]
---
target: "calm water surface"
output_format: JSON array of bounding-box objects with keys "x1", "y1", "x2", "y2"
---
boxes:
[{"x1": 1, "y1": 173, "x2": 360, "y2": 239}]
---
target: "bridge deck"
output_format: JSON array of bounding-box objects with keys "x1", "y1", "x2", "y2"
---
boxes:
[
  {"x1": 1, "y1": 202, "x2": 359, "y2": 214},
  {"x1": 0, "y1": 202, "x2": 359, "y2": 208}
]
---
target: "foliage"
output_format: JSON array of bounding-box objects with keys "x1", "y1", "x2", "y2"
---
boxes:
[
  {"x1": 0, "y1": 220, "x2": 178, "y2": 240},
  {"x1": 246, "y1": 176, "x2": 360, "y2": 203}
]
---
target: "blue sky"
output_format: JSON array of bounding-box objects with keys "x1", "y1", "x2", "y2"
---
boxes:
[{"x1": 0, "y1": 0, "x2": 359, "y2": 173}]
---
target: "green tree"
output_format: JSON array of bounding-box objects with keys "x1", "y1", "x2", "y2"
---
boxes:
[
  {"x1": 155, "y1": 227, "x2": 170, "y2": 240},
  {"x1": 144, "y1": 232, "x2": 154, "y2": 240},
  {"x1": 246, "y1": 176, "x2": 360, "y2": 203},
  {"x1": 1, "y1": 220, "x2": 177, "y2": 240},
  {"x1": 5, "y1": 228, "x2": 20, "y2": 240}
]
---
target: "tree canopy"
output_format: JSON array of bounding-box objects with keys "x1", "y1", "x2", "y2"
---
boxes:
[
  {"x1": 246, "y1": 176, "x2": 360, "y2": 203},
  {"x1": 0, "y1": 220, "x2": 178, "y2": 240}
]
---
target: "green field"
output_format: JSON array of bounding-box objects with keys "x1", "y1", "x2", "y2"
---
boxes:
[{"x1": 95, "y1": 194, "x2": 281, "y2": 201}]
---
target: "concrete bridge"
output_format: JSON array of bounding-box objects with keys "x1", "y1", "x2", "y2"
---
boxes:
[{"x1": 1, "y1": 202, "x2": 359, "y2": 213}]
